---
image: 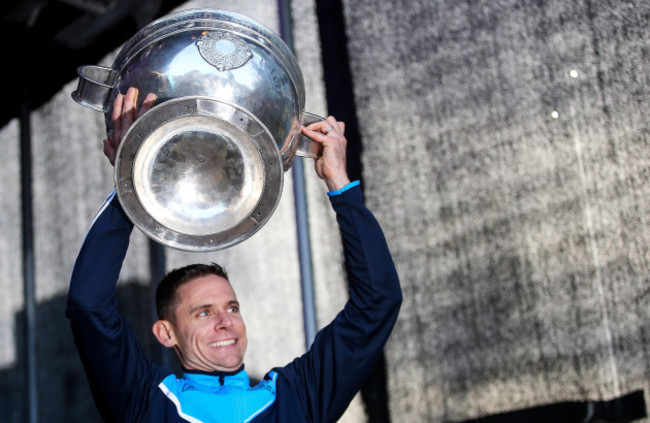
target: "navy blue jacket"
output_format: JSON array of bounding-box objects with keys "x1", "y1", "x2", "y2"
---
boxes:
[{"x1": 66, "y1": 185, "x2": 401, "y2": 422}]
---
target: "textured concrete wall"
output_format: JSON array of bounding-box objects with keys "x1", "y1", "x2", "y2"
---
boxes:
[
  {"x1": 0, "y1": 120, "x2": 24, "y2": 422},
  {"x1": 0, "y1": 0, "x2": 362, "y2": 422},
  {"x1": 340, "y1": 0, "x2": 650, "y2": 421}
]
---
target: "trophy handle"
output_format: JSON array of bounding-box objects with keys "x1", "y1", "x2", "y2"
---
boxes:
[
  {"x1": 296, "y1": 111, "x2": 326, "y2": 159},
  {"x1": 71, "y1": 65, "x2": 118, "y2": 112}
]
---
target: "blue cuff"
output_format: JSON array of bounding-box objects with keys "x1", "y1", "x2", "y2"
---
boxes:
[{"x1": 327, "y1": 180, "x2": 360, "y2": 197}]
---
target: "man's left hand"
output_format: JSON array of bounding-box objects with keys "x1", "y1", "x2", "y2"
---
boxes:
[{"x1": 300, "y1": 116, "x2": 351, "y2": 191}]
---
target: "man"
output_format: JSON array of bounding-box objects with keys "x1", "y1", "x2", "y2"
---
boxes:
[{"x1": 67, "y1": 87, "x2": 402, "y2": 422}]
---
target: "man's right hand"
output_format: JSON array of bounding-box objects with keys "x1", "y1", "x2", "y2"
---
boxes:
[{"x1": 103, "y1": 87, "x2": 157, "y2": 166}]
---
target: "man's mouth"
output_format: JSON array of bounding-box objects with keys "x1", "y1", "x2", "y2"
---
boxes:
[{"x1": 209, "y1": 339, "x2": 235, "y2": 347}]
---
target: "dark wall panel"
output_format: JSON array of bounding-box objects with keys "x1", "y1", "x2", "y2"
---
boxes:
[{"x1": 340, "y1": 0, "x2": 650, "y2": 421}]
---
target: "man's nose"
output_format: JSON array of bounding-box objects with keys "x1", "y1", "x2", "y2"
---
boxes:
[{"x1": 214, "y1": 312, "x2": 232, "y2": 330}]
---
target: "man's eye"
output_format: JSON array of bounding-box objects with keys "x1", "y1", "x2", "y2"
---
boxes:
[
  {"x1": 228, "y1": 305, "x2": 239, "y2": 313},
  {"x1": 197, "y1": 311, "x2": 210, "y2": 318}
]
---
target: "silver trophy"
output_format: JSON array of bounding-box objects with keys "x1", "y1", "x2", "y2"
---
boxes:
[{"x1": 72, "y1": 9, "x2": 324, "y2": 251}]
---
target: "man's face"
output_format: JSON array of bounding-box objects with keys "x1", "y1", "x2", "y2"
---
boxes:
[{"x1": 167, "y1": 274, "x2": 247, "y2": 372}]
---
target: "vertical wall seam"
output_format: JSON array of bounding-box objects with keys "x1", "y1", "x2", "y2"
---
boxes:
[
  {"x1": 278, "y1": 0, "x2": 318, "y2": 350},
  {"x1": 20, "y1": 101, "x2": 38, "y2": 423}
]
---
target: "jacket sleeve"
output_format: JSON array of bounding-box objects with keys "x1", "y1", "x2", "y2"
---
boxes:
[
  {"x1": 277, "y1": 184, "x2": 403, "y2": 422},
  {"x1": 66, "y1": 191, "x2": 164, "y2": 422}
]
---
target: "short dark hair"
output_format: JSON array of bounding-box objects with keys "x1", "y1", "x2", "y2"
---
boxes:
[{"x1": 156, "y1": 263, "x2": 229, "y2": 321}]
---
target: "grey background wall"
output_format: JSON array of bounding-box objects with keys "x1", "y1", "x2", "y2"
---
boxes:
[
  {"x1": 338, "y1": 0, "x2": 649, "y2": 421},
  {"x1": 0, "y1": 0, "x2": 648, "y2": 422}
]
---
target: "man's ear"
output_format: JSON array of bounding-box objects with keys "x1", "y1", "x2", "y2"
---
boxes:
[{"x1": 152, "y1": 320, "x2": 176, "y2": 348}]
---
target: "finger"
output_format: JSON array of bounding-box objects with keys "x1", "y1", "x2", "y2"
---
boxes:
[
  {"x1": 303, "y1": 120, "x2": 326, "y2": 132},
  {"x1": 137, "y1": 93, "x2": 157, "y2": 118},
  {"x1": 103, "y1": 135, "x2": 116, "y2": 151},
  {"x1": 123, "y1": 87, "x2": 138, "y2": 124},
  {"x1": 304, "y1": 117, "x2": 334, "y2": 132},
  {"x1": 324, "y1": 116, "x2": 344, "y2": 135},
  {"x1": 103, "y1": 139, "x2": 116, "y2": 166},
  {"x1": 112, "y1": 93, "x2": 124, "y2": 140},
  {"x1": 303, "y1": 119, "x2": 342, "y2": 138},
  {"x1": 301, "y1": 125, "x2": 329, "y2": 143},
  {"x1": 117, "y1": 88, "x2": 137, "y2": 142},
  {"x1": 111, "y1": 93, "x2": 124, "y2": 122}
]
